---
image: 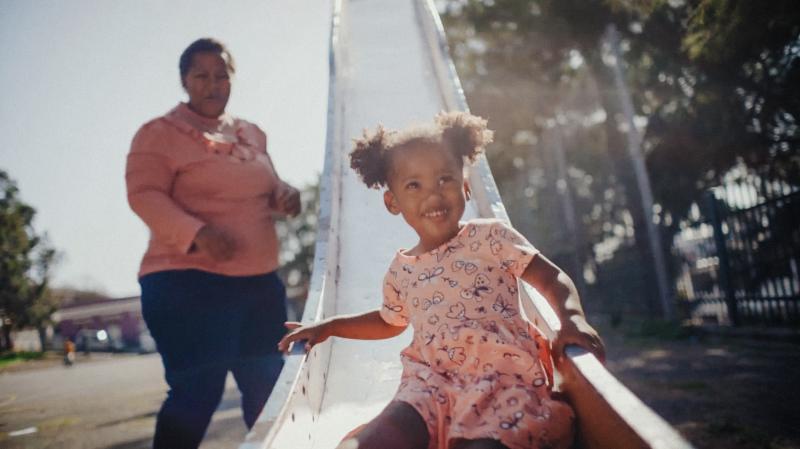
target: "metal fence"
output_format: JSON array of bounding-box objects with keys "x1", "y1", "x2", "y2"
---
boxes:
[{"x1": 674, "y1": 177, "x2": 800, "y2": 326}]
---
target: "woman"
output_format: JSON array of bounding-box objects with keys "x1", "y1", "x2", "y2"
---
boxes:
[{"x1": 126, "y1": 38, "x2": 300, "y2": 449}]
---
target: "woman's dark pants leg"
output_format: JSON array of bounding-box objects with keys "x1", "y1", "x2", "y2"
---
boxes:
[{"x1": 140, "y1": 270, "x2": 287, "y2": 449}]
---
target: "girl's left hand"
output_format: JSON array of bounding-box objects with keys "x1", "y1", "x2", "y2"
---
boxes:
[{"x1": 553, "y1": 315, "x2": 605, "y2": 363}]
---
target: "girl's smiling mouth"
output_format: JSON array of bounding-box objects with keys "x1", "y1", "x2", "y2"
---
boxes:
[{"x1": 422, "y1": 208, "x2": 448, "y2": 219}]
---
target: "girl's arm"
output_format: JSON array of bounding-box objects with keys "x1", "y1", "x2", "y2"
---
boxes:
[
  {"x1": 520, "y1": 254, "x2": 605, "y2": 362},
  {"x1": 278, "y1": 309, "x2": 406, "y2": 352}
]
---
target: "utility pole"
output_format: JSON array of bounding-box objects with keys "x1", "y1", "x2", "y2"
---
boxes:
[{"x1": 605, "y1": 24, "x2": 674, "y2": 320}]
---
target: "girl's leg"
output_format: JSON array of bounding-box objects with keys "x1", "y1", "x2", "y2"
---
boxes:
[
  {"x1": 338, "y1": 401, "x2": 429, "y2": 449},
  {"x1": 452, "y1": 439, "x2": 509, "y2": 449}
]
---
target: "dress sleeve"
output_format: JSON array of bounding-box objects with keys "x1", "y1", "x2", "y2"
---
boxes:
[
  {"x1": 480, "y1": 220, "x2": 539, "y2": 277},
  {"x1": 379, "y1": 268, "x2": 409, "y2": 327},
  {"x1": 125, "y1": 122, "x2": 206, "y2": 253}
]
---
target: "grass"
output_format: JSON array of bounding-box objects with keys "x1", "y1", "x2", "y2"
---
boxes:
[
  {"x1": 0, "y1": 351, "x2": 45, "y2": 368},
  {"x1": 622, "y1": 318, "x2": 696, "y2": 340}
]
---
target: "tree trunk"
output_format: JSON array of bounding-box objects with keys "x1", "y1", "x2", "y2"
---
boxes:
[
  {"x1": 37, "y1": 326, "x2": 49, "y2": 352},
  {"x1": 585, "y1": 50, "x2": 659, "y2": 318},
  {"x1": 2, "y1": 326, "x2": 13, "y2": 352}
]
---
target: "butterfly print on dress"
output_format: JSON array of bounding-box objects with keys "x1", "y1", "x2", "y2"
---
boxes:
[
  {"x1": 441, "y1": 276, "x2": 459, "y2": 288},
  {"x1": 383, "y1": 303, "x2": 403, "y2": 313},
  {"x1": 438, "y1": 345, "x2": 467, "y2": 366},
  {"x1": 452, "y1": 259, "x2": 478, "y2": 275},
  {"x1": 460, "y1": 273, "x2": 494, "y2": 301},
  {"x1": 444, "y1": 302, "x2": 483, "y2": 324},
  {"x1": 492, "y1": 295, "x2": 518, "y2": 319},
  {"x1": 501, "y1": 259, "x2": 518, "y2": 272},
  {"x1": 421, "y1": 291, "x2": 444, "y2": 310},
  {"x1": 417, "y1": 266, "x2": 445, "y2": 286},
  {"x1": 435, "y1": 241, "x2": 465, "y2": 262}
]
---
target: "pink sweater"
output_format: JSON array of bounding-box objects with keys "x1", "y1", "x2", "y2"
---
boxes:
[{"x1": 126, "y1": 103, "x2": 283, "y2": 278}]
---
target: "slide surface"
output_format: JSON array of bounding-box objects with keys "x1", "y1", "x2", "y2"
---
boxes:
[{"x1": 242, "y1": 1, "x2": 695, "y2": 448}]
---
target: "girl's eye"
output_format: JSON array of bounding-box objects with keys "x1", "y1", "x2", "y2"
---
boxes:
[
  {"x1": 406, "y1": 181, "x2": 420, "y2": 190},
  {"x1": 439, "y1": 176, "x2": 454, "y2": 185}
]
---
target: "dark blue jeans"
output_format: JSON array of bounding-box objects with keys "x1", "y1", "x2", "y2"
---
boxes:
[{"x1": 140, "y1": 270, "x2": 287, "y2": 449}]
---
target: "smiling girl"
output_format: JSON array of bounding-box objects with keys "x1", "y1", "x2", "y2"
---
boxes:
[{"x1": 279, "y1": 112, "x2": 604, "y2": 449}]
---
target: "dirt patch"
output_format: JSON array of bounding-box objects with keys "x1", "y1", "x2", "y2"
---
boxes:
[{"x1": 596, "y1": 318, "x2": 800, "y2": 449}]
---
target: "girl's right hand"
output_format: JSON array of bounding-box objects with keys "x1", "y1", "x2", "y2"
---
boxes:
[
  {"x1": 193, "y1": 225, "x2": 236, "y2": 261},
  {"x1": 278, "y1": 321, "x2": 331, "y2": 353}
]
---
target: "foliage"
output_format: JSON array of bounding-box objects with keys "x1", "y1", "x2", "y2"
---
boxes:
[
  {"x1": 0, "y1": 350, "x2": 45, "y2": 368},
  {"x1": 0, "y1": 170, "x2": 58, "y2": 350},
  {"x1": 275, "y1": 177, "x2": 320, "y2": 317},
  {"x1": 440, "y1": 0, "x2": 800, "y2": 317}
]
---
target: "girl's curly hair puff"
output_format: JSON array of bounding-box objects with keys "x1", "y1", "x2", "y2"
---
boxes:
[
  {"x1": 349, "y1": 125, "x2": 392, "y2": 189},
  {"x1": 436, "y1": 111, "x2": 493, "y2": 163},
  {"x1": 349, "y1": 111, "x2": 493, "y2": 189}
]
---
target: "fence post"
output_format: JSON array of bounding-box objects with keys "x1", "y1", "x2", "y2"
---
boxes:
[{"x1": 705, "y1": 191, "x2": 739, "y2": 326}]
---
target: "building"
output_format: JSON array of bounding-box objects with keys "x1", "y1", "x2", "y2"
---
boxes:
[{"x1": 53, "y1": 296, "x2": 148, "y2": 352}]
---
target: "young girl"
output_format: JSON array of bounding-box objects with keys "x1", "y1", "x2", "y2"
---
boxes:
[{"x1": 278, "y1": 112, "x2": 604, "y2": 449}]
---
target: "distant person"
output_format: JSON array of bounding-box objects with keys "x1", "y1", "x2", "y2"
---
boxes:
[
  {"x1": 279, "y1": 112, "x2": 605, "y2": 449},
  {"x1": 126, "y1": 37, "x2": 300, "y2": 449},
  {"x1": 63, "y1": 338, "x2": 76, "y2": 366}
]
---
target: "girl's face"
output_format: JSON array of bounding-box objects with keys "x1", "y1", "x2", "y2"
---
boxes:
[{"x1": 383, "y1": 144, "x2": 470, "y2": 251}]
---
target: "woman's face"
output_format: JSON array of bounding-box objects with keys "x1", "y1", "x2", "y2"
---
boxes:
[{"x1": 182, "y1": 51, "x2": 231, "y2": 118}]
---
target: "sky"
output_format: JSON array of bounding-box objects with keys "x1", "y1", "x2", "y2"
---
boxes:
[{"x1": 0, "y1": 0, "x2": 331, "y2": 297}]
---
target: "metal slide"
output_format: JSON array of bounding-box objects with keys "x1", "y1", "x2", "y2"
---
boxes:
[{"x1": 242, "y1": 1, "x2": 695, "y2": 448}]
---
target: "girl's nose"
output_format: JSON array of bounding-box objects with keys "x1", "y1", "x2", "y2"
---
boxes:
[{"x1": 426, "y1": 188, "x2": 445, "y2": 201}]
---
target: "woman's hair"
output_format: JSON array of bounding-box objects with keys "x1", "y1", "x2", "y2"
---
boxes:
[
  {"x1": 350, "y1": 111, "x2": 493, "y2": 189},
  {"x1": 179, "y1": 38, "x2": 236, "y2": 81}
]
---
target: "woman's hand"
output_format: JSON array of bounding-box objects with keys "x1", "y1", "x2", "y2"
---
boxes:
[
  {"x1": 272, "y1": 183, "x2": 301, "y2": 217},
  {"x1": 278, "y1": 321, "x2": 332, "y2": 353},
  {"x1": 552, "y1": 315, "x2": 605, "y2": 363},
  {"x1": 192, "y1": 225, "x2": 236, "y2": 261}
]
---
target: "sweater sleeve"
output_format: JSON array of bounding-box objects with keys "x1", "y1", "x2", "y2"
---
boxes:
[{"x1": 125, "y1": 121, "x2": 205, "y2": 253}]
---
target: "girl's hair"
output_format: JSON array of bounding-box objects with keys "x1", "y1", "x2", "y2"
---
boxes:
[
  {"x1": 179, "y1": 38, "x2": 236, "y2": 82},
  {"x1": 350, "y1": 111, "x2": 493, "y2": 189}
]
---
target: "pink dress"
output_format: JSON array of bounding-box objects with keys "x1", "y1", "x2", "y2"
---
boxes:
[{"x1": 380, "y1": 219, "x2": 575, "y2": 449}]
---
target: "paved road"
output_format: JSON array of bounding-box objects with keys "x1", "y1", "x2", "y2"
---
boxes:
[{"x1": 0, "y1": 353, "x2": 250, "y2": 449}]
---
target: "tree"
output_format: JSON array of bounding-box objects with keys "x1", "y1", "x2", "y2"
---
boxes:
[
  {"x1": 440, "y1": 0, "x2": 800, "y2": 319},
  {"x1": 275, "y1": 178, "x2": 320, "y2": 319},
  {"x1": 0, "y1": 170, "x2": 58, "y2": 351}
]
